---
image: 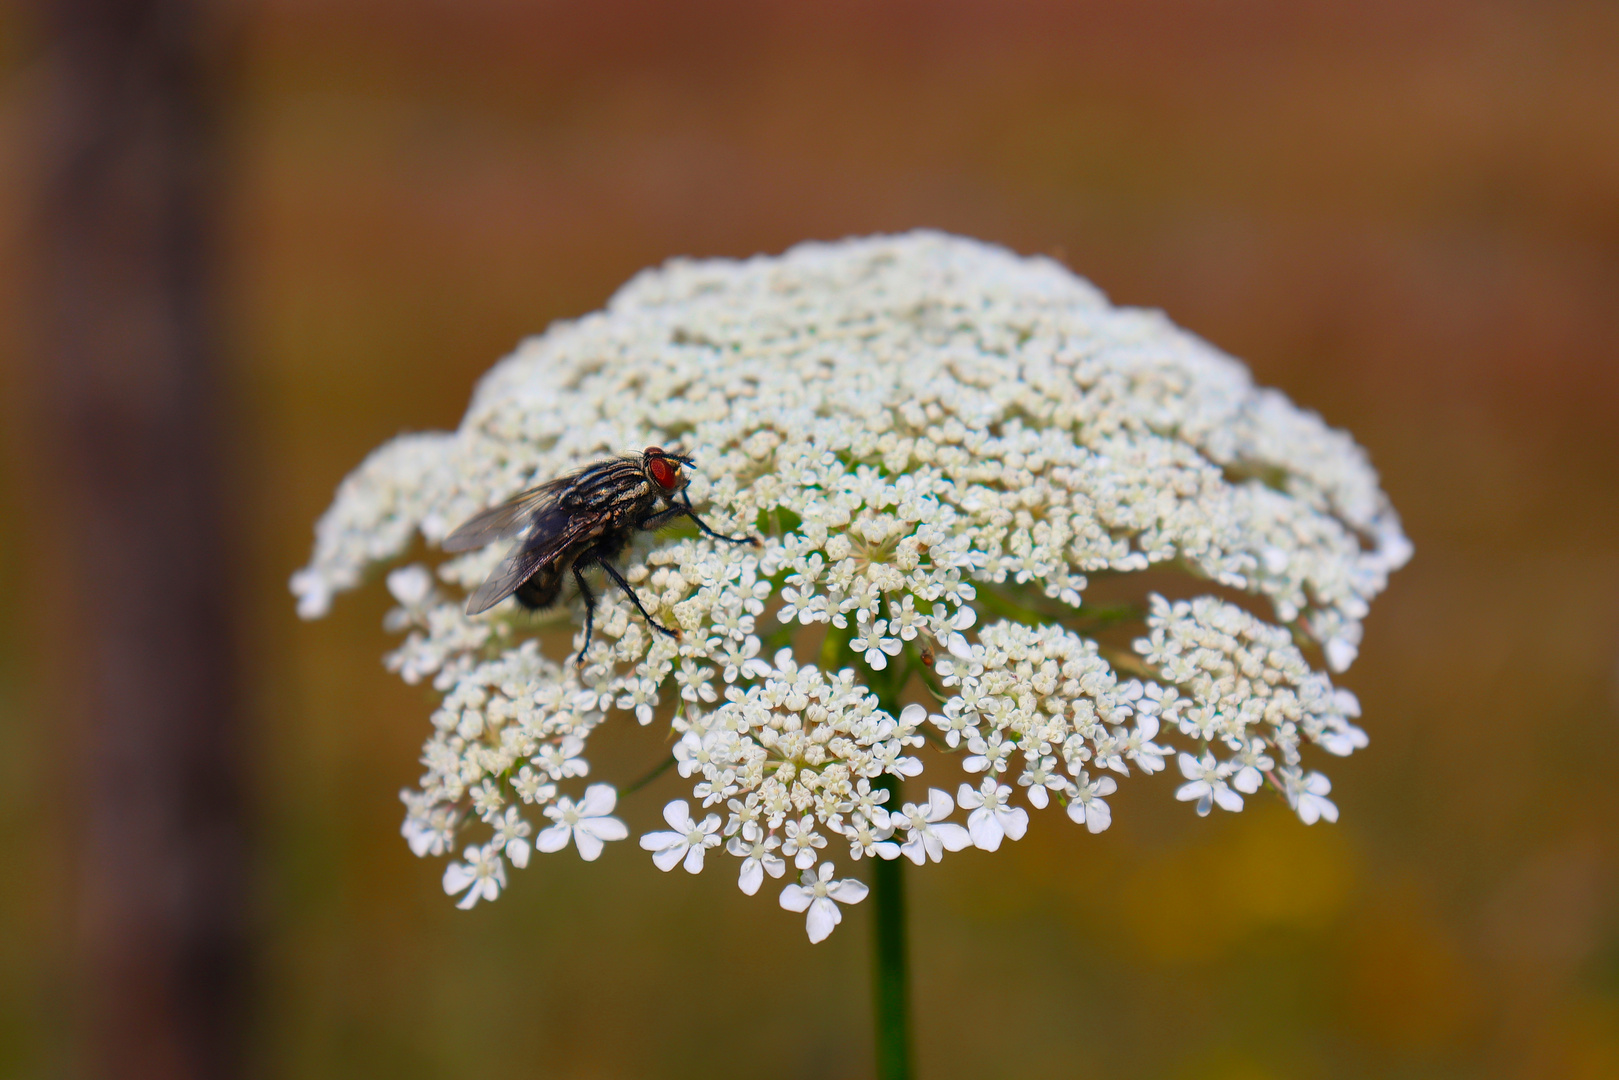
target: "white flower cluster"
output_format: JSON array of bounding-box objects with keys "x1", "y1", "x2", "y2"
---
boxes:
[{"x1": 294, "y1": 232, "x2": 1408, "y2": 941}]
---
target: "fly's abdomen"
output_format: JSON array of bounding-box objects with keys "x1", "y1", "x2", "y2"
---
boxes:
[{"x1": 513, "y1": 558, "x2": 567, "y2": 611}]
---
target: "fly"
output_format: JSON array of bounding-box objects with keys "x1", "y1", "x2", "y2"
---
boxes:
[{"x1": 442, "y1": 446, "x2": 758, "y2": 660}]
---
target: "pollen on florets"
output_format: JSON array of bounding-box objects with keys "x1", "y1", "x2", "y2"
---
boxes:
[{"x1": 293, "y1": 231, "x2": 1409, "y2": 942}]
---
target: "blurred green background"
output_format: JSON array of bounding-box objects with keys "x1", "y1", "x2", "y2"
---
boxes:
[{"x1": 3, "y1": 1, "x2": 1619, "y2": 1077}]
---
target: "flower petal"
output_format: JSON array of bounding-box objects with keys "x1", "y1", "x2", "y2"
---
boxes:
[
  {"x1": 386, "y1": 564, "x2": 432, "y2": 605},
  {"x1": 578, "y1": 783, "x2": 618, "y2": 818},
  {"x1": 573, "y1": 829, "x2": 605, "y2": 861},
  {"x1": 442, "y1": 864, "x2": 474, "y2": 895},
  {"x1": 805, "y1": 896, "x2": 842, "y2": 943},
  {"x1": 682, "y1": 843, "x2": 707, "y2": 874},
  {"x1": 535, "y1": 824, "x2": 572, "y2": 853},
  {"x1": 997, "y1": 805, "x2": 1029, "y2": 841},
  {"x1": 967, "y1": 807, "x2": 1003, "y2": 851},
  {"x1": 779, "y1": 883, "x2": 812, "y2": 913},
  {"x1": 662, "y1": 800, "x2": 693, "y2": 831},
  {"x1": 739, "y1": 858, "x2": 764, "y2": 895},
  {"x1": 580, "y1": 816, "x2": 629, "y2": 843},
  {"x1": 650, "y1": 843, "x2": 686, "y2": 872},
  {"x1": 826, "y1": 879, "x2": 869, "y2": 904},
  {"x1": 639, "y1": 829, "x2": 684, "y2": 851}
]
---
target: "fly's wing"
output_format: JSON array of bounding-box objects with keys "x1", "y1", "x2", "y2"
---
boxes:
[
  {"x1": 441, "y1": 480, "x2": 567, "y2": 553},
  {"x1": 463, "y1": 506, "x2": 595, "y2": 615}
]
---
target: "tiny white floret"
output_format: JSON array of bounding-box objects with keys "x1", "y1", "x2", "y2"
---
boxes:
[
  {"x1": 442, "y1": 844, "x2": 505, "y2": 909},
  {"x1": 779, "y1": 861, "x2": 870, "y2": 943},
  {"x1": 1065, "y1": 771, "x2": 1118, "y2": 834},
  {"x1": 726, "y1": 822, "x2": 786, "y2": 895},
  {"x1": 1175, "y1": 752, "x2": 1245, "y2": 817},
  {"x1": 894, "y1": 788, "x2": 973, "y2": 865},
  {"x1": 957, "y1": 779, "x2": 1029, "y2": 851},
  {"x1": 639, "y1": 799, "x2": 723, "y2": 873},
  {"x1": 536, "y1": 784, "x2": 629, "y2": 861}
]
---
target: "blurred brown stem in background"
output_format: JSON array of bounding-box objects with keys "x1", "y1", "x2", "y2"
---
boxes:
[{"x1": 30, "y1": 0, "x2": 246, "y2": 1077}]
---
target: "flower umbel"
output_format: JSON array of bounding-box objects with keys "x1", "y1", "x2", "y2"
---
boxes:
[{"x1": 294, "y1": 232, "x2": 1409, "y2": 942}]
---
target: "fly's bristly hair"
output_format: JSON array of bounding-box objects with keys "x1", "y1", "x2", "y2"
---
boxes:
[{"x1": 441, "y1": 446, "x2": 757, "y2": 661}]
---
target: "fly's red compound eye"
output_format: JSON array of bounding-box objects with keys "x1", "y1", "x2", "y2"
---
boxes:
[{"x1": 647, "y1": 453, "x2": 679, "y2": 490}]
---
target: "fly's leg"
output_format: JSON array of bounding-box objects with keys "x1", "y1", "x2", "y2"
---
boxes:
[
  {"x1": 678, "y1": 490, "x2": 759, "y2": 546},
  {"x1": 571, "y1": 562, "x2": 599, "y2": 665},
  {"x1": 635, "y1": 505, "x2": 686, "y2": 531},
  {"x1": 598, "y1": 560, "x2": 681, "y2": 642}
]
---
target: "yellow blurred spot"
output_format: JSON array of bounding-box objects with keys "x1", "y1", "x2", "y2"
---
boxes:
[
  {"x1": 1172, "y1": 1047, "x2": 1277, "y2": 1080},
  {"x1": 1120, "y1": 806, "x2": 1354, "y2": 962}
]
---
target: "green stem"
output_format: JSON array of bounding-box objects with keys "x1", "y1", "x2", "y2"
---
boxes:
[
  {"x1": 975, "y1": 582, "x2": 1142, "y2": 632},
  {"x1": 621, "y1": 752, "x2": 677, "y2": 797},
  {"x1": 870, "y1": 769, "x2": 913, "y2": 1080},
  {"x1": 824, "y1": 625, "x2": 916, "y2": 1079},
  {"x1": 864, "y1": 649, "x2": 914, "y2": 1080}
]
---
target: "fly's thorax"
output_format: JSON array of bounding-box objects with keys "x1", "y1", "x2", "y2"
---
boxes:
[
  {"x1": 606, "y1": 491, "x2": 658, "y2": 531},
  {"x1": 611, "y1": 481, "x2": 655, "y2": 508}
]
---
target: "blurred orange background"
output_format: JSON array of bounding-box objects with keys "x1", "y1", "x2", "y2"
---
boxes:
[{"x1": 3, "y1": 2, "x2": 1618, "y2": 1078}]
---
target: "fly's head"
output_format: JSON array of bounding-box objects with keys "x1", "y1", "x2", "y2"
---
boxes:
[{"x1": 642, "y1": 446, "x2": 693, "y2": 495}]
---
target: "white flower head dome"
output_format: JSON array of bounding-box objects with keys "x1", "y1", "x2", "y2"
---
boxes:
[{"x1": 293, "y1": 232, "x2": 1410, "y2": 939}]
